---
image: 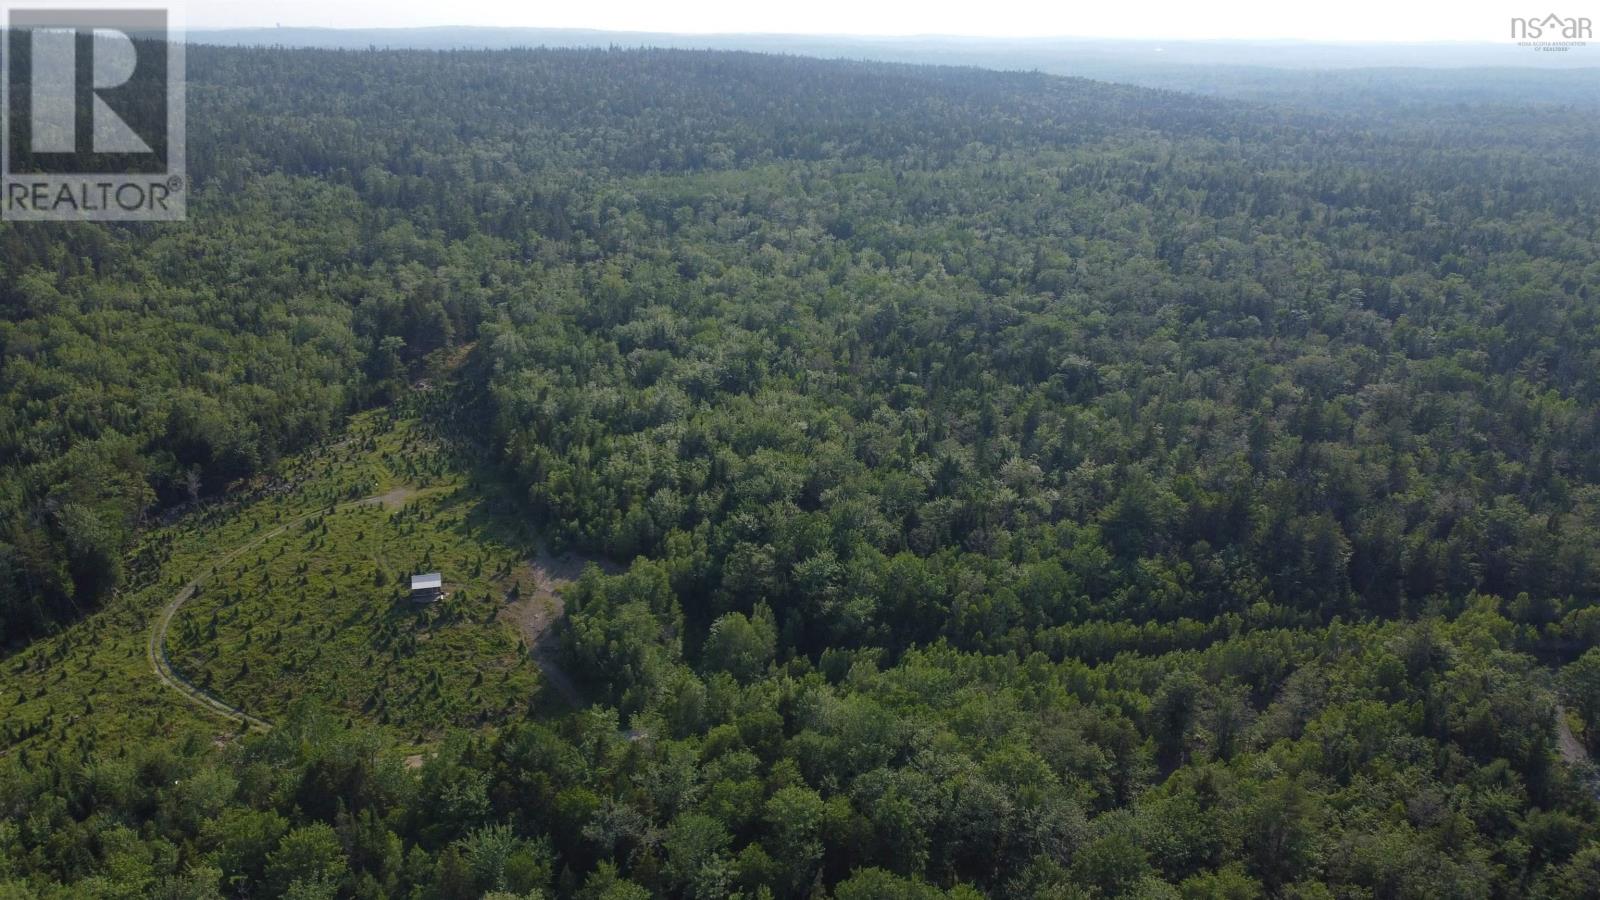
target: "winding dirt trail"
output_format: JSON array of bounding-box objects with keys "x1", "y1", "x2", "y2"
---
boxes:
[
  {"x1": 147, "y1": 493, "x2": 396, "y2": 732},
  {"x1": 1556, "y1": 704, "x2": 1586, "y2": 766},
  {"x1": 500, "y1": 544, "x2": 594, "y2": 710},
  {"x1": 1555, "y1": 698, "x2": 1593, "y2": 787},
  {"x1": 150, "y1": 487, "x2": 591, "y2": 732},
  {"x1": 1555, "y1": 703, "x2": 1600, "y2": 801}
]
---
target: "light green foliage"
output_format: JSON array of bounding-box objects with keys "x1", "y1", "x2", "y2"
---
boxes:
[
  {"x1": 264, "y1": 823, "x2": 346, "y2": 897},
  {"x1": 702, "y1": 606, "x2": 777, "y2": 683},
  {"x1": 0, "y1": 412, "x2": 542, "y2": 756},
  {"x1": 164, "y1": 415, "x2": 540, "y2": 735},
  {"x1": 1563, "y1": 649, "x2": 1600, "y2": 753}
]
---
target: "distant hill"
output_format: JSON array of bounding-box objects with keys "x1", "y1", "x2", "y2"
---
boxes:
[
  {"x1": 186, "y1": 26, "x2": 1593, "y2": 69},
  {"x1": 187, "y1": 27, "x2": 1600, "y2": 110}
]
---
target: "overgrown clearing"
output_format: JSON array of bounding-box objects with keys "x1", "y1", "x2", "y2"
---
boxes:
[
  {"x1": 3, "y1": 408, "x2": 570, "y2": 758},
  {"x1": 165, "y1": 416, "x2": 546, "y2": 738}
]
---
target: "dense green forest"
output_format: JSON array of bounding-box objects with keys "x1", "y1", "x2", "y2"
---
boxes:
[{"x1": 4, "y1": 46, "x2": 1600, "y2": 897}]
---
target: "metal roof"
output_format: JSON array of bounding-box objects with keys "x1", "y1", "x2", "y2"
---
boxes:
[{"x1": 410, "y1": 573, "x2": 442, "y2": 590}]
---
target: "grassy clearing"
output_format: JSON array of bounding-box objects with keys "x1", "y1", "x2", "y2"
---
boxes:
[
  {"x1": 166, "y1": 421, "x2": 546, "y2": 739},
  {"x1": 2, "y1": 406, "x2": 557, "y2": 760}
]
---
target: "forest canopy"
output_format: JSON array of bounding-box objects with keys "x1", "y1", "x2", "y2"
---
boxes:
[{"x1": 3, "y1": 46, "x2": 1600, "y2": 899}]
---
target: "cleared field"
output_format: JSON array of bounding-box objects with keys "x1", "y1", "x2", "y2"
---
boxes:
[{"x1": 3, "y1": 409, "x2": 563, "y2": 759}]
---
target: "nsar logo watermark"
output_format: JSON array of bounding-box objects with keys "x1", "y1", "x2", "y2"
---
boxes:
[
  {"x1": 3, "y1": 6, "x2": 185, "y2": 221},
  {"x1": 1510, "y1": 12, "x2": 1592, "y2": 51}
]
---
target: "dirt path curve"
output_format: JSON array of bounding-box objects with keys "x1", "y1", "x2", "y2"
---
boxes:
[
  {"x1": 501, "y1": 545, "x2": 602, "y2": 710},
  {"x1": 147, "y1": 493, "x2": 394, "y2": 732},
  {"x1": 1555, "y1": 702, "x2": 1600, "y2": 801},
  {"x1": 1556, "y1": 704, "x2": 1587, "y2": 766}
]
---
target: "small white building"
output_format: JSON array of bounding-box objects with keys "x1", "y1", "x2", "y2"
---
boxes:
[{"x1": 410, "y1": 572, "x2": 443, "y2": 603}]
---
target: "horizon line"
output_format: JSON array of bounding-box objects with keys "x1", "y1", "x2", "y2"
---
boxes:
[{"x1": 177, "y1": 24, "x2": 1552, "y2": 47}]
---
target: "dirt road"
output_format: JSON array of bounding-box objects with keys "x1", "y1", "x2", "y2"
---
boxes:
[{"x1": 147, "y1": 494, "x2": 391, "y2": 732}]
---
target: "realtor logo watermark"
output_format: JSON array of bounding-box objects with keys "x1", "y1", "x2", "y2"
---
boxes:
[
  {"x1": 1511, "y1": 13, "x2": 1592, "y2": 51},
  {"x1": 2, "y1": 6, "x2": 184, "y2": 220}
]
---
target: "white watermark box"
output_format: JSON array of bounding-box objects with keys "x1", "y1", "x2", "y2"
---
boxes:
[{"x1": 2, "y1": 5, "x2": 185, "y2": 221}]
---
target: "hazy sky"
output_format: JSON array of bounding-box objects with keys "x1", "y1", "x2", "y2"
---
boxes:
[{"x1": 183, "y1": 0, "x2": 1548, "y2": 43}]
